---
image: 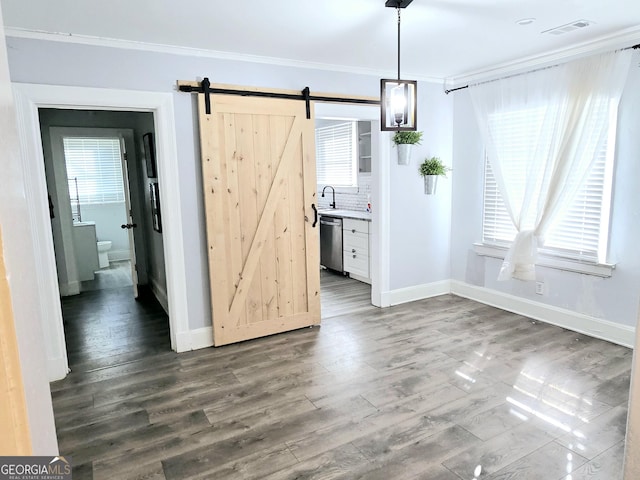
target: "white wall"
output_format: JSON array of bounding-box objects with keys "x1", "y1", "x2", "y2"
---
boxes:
[
  {"x1": 0, "y1": 10, "x2": 58, "y2": 453},
  {"x1": 389, "y1": 82, "x2": 453, "y2": 290},
  {"x1": 451, "y1": 52, "x2": 640, "y2": 329},
  {"x1": 5, "y1": 36, "x2": 452, "y2": 328},
  {"x1": 80, "y1": 202, "x2": 129, "y2": 258}
]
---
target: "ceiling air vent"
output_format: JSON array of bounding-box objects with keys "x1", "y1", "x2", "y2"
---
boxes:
[{"x1": 543, "y1": 20, "x2": 593, "y2": 36}]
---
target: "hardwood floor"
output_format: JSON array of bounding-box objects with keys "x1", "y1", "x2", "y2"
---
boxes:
[
  {"x1": 79, "y1": 260, "x2": 133, "y2": 292},
  {"x1": 52, "y1": 271, "x2": 631, "y2": 479}
]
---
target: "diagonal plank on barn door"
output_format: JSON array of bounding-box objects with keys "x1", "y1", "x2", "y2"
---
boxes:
[
  {"x1": 227, "y1": 116, "x2": 303, "y2": 325},
  {"x1": 196, "y1": 90, "x2": 320, "y2": 346}
]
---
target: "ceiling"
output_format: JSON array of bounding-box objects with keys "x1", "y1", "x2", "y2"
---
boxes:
[{"x1": 1, "y1": 0, "x2": 639, "y2": 81}]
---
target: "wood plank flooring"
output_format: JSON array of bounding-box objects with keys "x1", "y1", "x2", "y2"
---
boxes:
[
  {"x1": 79, "y1": 260, "x2": 133, "y2": 292},
  {"x1": 52, "y1": 270, "x2": 631, "y2": 479}
]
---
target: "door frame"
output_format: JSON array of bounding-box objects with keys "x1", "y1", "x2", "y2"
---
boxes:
[
  {"x1": 314, "y1": 102, "x2": 390, "y2": 308},
  {"x1": 12, "y1": 83, "x2": 189, "y2": 381}
]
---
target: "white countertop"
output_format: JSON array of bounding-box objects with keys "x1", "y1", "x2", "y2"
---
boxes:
[{"x1": 318, "y1": 209, "x2": 372, "y2": 221}]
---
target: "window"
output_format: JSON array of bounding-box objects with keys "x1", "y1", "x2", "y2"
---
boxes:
[
  {"x1": 315, "y1": 121, "x2": 357, "y2": 187},
  {"x1": 482, "y1": 101, "x2": 616, "y2": 263},
  {"x1": 63, "y1": 136, "x2": 125, "y2": 207}
]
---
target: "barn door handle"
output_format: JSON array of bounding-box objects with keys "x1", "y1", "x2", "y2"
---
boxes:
[
  {"x1": 311, "y1": 203, "x2": 318, "y2": 228},
  {"x1": 121, "y1": 223, "x2": 137, "y2": 229}
]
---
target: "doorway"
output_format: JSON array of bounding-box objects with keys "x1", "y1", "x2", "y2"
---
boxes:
[
  {"x1": 315, "y1": 116, "x2": 375, "y2": 313},
  {"x1": 13, "y1": 83, "x2": 190, "y2": 380},
  {"x1": 45, "y1": 125, "x2": 138, "y2": 296},
  {"x1": 39, "y1": 109, "x2": 171, "y2": 370},
  {"x1": 314, "y1": 100, "x2": 391, "y2": 312}
]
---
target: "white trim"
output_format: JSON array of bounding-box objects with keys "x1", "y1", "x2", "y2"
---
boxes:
[
  {"x1": 450, "y1": 280, "x2": 635, "y2": 348},
  {"x1": 349, "y1": 273, "x2": 371, "y2": 285},
  {"x1": 175, "y1": 327, "x2": 214, "y2": 352},
  {"x1": 372, "y1": 130, "x2": 391, "y2": 308},
  {"x1": 12, "y1": 88, "x2": 69, "y2": 382},
  {"x1": 47, "y1": 356, "x2": 70, "y2": 381},
  {"x1": 383, "y1": 280, "x2": 452, "y2": 307},
  {"x1": 150, "y1": 276, "x2": 168, "y2": 315},
  {"x1": 473, "y1": 243, "x2": 615, "y2": 278},
  {"x1": 58, "y1": 281, "x2": 80, "y2": 297},
  {"x1": 4, "y1": 27, "x2": 442, "y2": 83},
  {"x1": 12, "y1": 83, "x2": 191, "y2": 378},
  {"x1": 446, "y1": 26, "x2": 640, "y2": 87},
  {"x1": 6, "y1": 25, "x2": 639, "y2": 89},
  {"x1": 190, "y1": 327, "x2": 214, "y2": 350}
]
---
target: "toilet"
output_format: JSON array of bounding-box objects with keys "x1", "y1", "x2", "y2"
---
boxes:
[{"x1": 96, "y1": 241, "x2": 112, "y2": 269}]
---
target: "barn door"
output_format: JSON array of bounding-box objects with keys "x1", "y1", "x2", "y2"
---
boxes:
[{"x1": 197, "y1": 92, "x2": 320, "y2": 346}]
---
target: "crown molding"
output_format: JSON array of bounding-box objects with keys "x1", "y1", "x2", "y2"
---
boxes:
[
  {"x1": 4, "y1": 27, "x2": 442, "y2": 83},
  {"x1": 445, "y1": 25, "x2": 640, "y2": 88}
]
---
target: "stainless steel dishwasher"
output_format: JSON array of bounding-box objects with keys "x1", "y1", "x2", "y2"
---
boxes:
[{"x1": 320, "y1": 215, "x2": 343, "y2": 272}]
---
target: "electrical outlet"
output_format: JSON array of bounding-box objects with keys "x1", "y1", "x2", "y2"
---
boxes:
[{"x1": 535, "y1": 281, "x2": 544, "y2": 295}]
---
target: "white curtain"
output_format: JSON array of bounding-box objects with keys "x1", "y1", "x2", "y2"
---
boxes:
[{"x1": 470, "y1": 50, "x2": 632, "y2": 281}]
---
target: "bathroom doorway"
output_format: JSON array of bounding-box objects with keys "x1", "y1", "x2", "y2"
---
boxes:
[
  {"x1": 48, "y1": 127, "x2": 138, "y2": 295},
  {"x1": 39, "y1": 109, "x2": 168, "y2": 305},
  {"x1": 39, "y1": 108, "x2": 171, "y2": 372}
]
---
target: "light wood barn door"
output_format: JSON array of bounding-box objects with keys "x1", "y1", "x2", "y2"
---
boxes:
[{"x1": 198, "y1": 93, "x2": 320, "y2": 346}]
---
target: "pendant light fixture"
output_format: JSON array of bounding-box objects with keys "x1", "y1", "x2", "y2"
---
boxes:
[{"x1": 381, "y1": 0, "x2": 417, "y2": 131}]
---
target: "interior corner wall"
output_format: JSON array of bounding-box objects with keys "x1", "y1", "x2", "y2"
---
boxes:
[
  {"x1": 451, "y1": 54, "x2": 640, "y2": 330},
  {"x1": 0, "y1": 15, "x2": 58, "y2": 453},
  {"x1": 132, "y1": 113, "x2": 167, "y2": 309},
  {"x1": 388, "y1": 81, "x2": 453, "y2": 291}
]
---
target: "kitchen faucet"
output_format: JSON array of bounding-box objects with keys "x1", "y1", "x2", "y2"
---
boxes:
[{"x1": 321, "y1": 185, "x2": 336, "y2": 209}]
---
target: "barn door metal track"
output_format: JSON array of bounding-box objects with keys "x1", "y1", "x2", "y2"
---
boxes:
[{"x1": 179, "y1": 78, "x2": 380, "y2": 116}]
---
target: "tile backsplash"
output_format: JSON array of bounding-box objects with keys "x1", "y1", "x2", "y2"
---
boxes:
[{"x1": 318, "y1": 173, "x2": 371, "y2": 212}]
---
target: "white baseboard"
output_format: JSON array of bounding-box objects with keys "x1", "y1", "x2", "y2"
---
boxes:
[
  {"x1": 175, "y1": 327, "x2": 214, "y2": 353},
  {"x1": 450, "y1": 280, "x2": 635, "y2": 348},
  {"x1": 190, "y1": 327, "x2": 214, "y2": 350},
  {"x1": 58, "y1": 281, "x2": 80, "y2": 296},
  {"x1": 349, "y1": 273, "x2": 371, "y2": 285},
  {"x1": 108, "y1": 249, "x2": 131, "y2": 262},
  {"x1": 149, "y1": 276, "x2": 168, "y2": 314},
  {"x1": 382, "y1": 280, "x2": 452, "y2": 307},
  {"x1": 47, "y1": 355, "x2": 70, "y2": 382}
]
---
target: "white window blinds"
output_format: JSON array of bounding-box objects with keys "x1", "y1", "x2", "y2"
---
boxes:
[
  {"x1": 315, "y1": 121, "x2": 357, "y2": 187},
  {"x1": 63, "y1": 137, "x2": 125, "y2": 205},
  {"x1": 482, "y1": 102, "x2": 615, "y2": 261}
]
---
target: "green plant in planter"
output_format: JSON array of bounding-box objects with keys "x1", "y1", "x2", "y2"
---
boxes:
[
  {"x1": 392, "y1": 131, "x2": 423, "y2": 145},
  {"x1": 418, "y1": 156, "x2": 450, "y2": 177}
]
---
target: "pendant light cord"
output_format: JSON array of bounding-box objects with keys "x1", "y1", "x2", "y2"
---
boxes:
[{"x1": 397, "y1": 7, "x2": 401, "y2": 81}]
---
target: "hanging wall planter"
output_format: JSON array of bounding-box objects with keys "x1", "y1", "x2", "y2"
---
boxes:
[
  {"x1": 418, "y1": 156, "x2": 450, "y2": 195},
  {"x1": 397, "y1": 144, "x2": 412, "y2": 165},
  {"x1": 392, "y1": 131, "x2": 423, "y2": 166},
  {"x1": 423, "y1": 175, "x2": 438, "y2": 194}
]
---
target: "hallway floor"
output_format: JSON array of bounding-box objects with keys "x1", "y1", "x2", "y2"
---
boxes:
[
  {"x1": 51, "y1": 273, "x2": 631, "y2": 479},
  {"x1": 60, "y1": 282, "x2": 169, "y2": 374},
  {"x1": 79, "y1": 260, "x2": 133, "y2": 293}
]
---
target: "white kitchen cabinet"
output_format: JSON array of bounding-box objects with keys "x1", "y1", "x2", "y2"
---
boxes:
[
  {"x1": 343, "y1": 218, "x2": 370, "y2": 283},
  {"x1": 358, "y1": 121, "x2": 372, "y2": 174}
]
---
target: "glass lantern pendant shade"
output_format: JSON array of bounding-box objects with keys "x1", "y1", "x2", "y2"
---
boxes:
[
  {"x1": 381, "y1": 0, "x2": 417, "y2": 131},
  {"x1": 381, "y1": 79, "x2": 417, "y2": 131}
]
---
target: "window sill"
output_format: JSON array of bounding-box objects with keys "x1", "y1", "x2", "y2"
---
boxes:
[{"x1": 473, "y1": 243, "x2": 615, "y2": 278}]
